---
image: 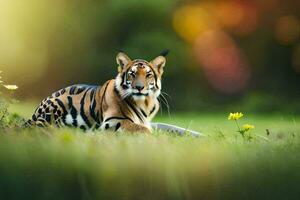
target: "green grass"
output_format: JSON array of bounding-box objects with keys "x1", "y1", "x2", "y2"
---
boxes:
[{"x1": 0, "y1": 103, "x2": 300, "y2": 199}]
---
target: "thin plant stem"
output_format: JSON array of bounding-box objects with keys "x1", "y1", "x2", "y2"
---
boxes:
[{"x1": 235, "y1": 119, "x2": 241, "y2": 132}]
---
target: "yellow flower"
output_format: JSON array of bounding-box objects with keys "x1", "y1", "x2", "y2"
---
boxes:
[
  {"x1": 228, "y1": 112, "x2": 244, "y2": 120},
  {"x1": 3, "y1": 85, "x2": 18, "y2": 90},
  {"x1": 242, "y1": 124, "x2": 255, "y2": 131}
]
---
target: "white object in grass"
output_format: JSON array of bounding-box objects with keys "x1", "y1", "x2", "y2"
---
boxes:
[{"x1": 151, "y1": 122, "x2": 204, "y2": 137}]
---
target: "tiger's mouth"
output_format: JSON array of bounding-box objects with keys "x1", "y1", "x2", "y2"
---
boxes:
[{"x1": 132, "y1": 92, "x2": 148, "y2": 96}]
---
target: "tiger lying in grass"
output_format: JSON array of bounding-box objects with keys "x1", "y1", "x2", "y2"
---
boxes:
[
  {"x1": 25, "y1": 50, "x2": 202, "y2": 136},
  {"x1": 25, "y1": 51, "x2": 170, "y2": 134}
]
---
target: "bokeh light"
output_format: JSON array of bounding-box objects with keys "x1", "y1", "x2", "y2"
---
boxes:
[
  {"x1": 172, "y1": 1, "x2": 253, "y2": 94},
  {"x1": 173, "y1": 3, "x2": 215, "y2": 43},
  {"x1": 194, "y1": 30, "x2": 250, "y2": 94},
  {"x1": 215, "y1": 1, "x2": 245, "y2": 29},
  {"x1": 229, "y1": 2, "x2": 258, "y2": 36}
]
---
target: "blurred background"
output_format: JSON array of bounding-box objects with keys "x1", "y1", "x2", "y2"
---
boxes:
[{"x1": 1, "y1": 0, "x2": 300, "y2": 113}]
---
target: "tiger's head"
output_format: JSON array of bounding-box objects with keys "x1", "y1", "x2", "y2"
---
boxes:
[{"x1": 115, "y1": 51, "x2": 167, "y2": 101}]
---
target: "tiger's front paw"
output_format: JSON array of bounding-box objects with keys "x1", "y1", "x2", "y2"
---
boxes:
[{"x1": 138, "y1": 126, "x2": 152, "y2": 134}]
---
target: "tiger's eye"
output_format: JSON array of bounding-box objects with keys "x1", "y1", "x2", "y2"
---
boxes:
[
  {"x1": 146, "y1": 73, "x2": 153, "y2": 78},
  {"x1": 128, "y1": 72, "x2": 136, "y2": 77}
]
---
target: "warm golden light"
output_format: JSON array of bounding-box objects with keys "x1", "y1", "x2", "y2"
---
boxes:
[
  {"x1": 215, "y1": 1, "x2": 244, "y2": 29},
  {"x1": 173, "y1": 4, "x2": 215, "y2": 43},
  {"x1": 0, "y1": 1, "x2": 52, "y2": 83}
]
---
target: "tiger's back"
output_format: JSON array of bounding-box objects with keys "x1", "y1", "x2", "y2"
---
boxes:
[{"x1": 27, "y1": 84, "x2": 102, "y2": 130}]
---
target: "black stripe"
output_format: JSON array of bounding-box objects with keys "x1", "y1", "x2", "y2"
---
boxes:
[
  {"x1": 115, "y1": 122, "x2": 121, "y2": 131},
  {"x1": 114, "y1": 82, "x2": 135, "y2": 123},
  {"x1": 150, "y1": 105, "x2": 156, "y2": 115},
  {"x1": 53, "y1": 106, "x2": 58, "y2": 113},
  {"x1": 90, "y1": 88, "x2": 95, "y2": 102},
  {"x1": 45, "y1": 114, "x2": 51, "y2": 123},
  {"x1": 122, "y1": 67, "x2": 133, "y2": 86},
  {"x1": 125, "y1": 99, "x2": 144, "y2": 123},
  {"x1": 61, "y1": 88, "x2": 66, "y2": 95},
  {"x1": 36, "y1": 118, "x2": 46, "y2": 127},
  {"x1": 46, "y1": 100, "x2": 52, "y2": 105},
  {"x1": 152, "y1": 69, "x2": 159, "y2": 89},
  {"x1": 37, "y1": 118, "x2": 47, "y2": 125},
  {"x1": 55, "y1": 98, "x2": 67, "y2": 124},
  {"x1": 37, "y1": 107, "x2": 43, "y2": 113},
  {"x1": 32, "y1": 114, "x2": 37, "y2": 121},
  {"x1": 119, "y1": 109, "x2": 135, "y2": 123},
  {"x1": 104, "y1": 116, "x2": 130, "y2": 122},
  {"x1": 69, "y1": 86, "x2": 76, "y2": 95},
  {"x1": 100, "y1": 81, "x2": 110, "y2": 122},
  {"x1": 80, "y1": 88, "x2": 92, "y2": 128},
  {"x1": 140, "y1": 109, "x2": 147, "y2": 118},
  {"x1": 76, "y1": 87, "x2": 86, "y2": 95},
  {"x1": 121, "y1": 72, "x2": 126, "y2": 86},
  {"x1": 67, "y1": 96, "x2": 78, "y2": 126},
  {"x1": 125, "y1": 67, "x2": 131, "y2": 78},
  {"x1": 45, "y1": 107, "x2": 50, "y2": 113},
  {"x1": 96, "y1": 111, "x2": 100, "y2": 122},
  {"x1": 121, "y1": 72, "x2": 129, "y2": 89},
  {"x1": 147, "y1": 66, "x2": 159, "y2": 89},
  {"x1": 55, "y1": 99, "x2": 67, "y2": 114},
  {"x1": 80, "y1": 125, "x2": 86, "y2": 131},
  {"x1": 89, "y1": 87, "x2": 100, "y2": 124},
  {"x1": 75, "y1": 85, "x2": 93, "y2": 94},
  {"x1": 90, "y1": 97, "x2": 99, "y2": 124},
  {"x1": 122, "y1": 84, "x2": 129, "y2": 89}
]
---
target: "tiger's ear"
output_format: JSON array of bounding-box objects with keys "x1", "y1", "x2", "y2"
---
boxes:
[
  {"x1": 151, "y1": 55, "x2": 166, "y2": 75},
  {"x1": 116, "y1": 51, "x2": 131, "y2": 72},
  {"x1": 151, "y1": 49, "x2": 169, "y2": 74}
]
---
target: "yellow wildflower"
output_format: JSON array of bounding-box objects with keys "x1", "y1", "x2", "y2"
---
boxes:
[
  {"x1": 242, "y1": 124, "x2": 255, "y2": 131},
  {"x1": 228, "y1": 112, "x2": 244, "y2": 120},
  {"x1": 3, "y1": 85, "x2": 18, "y2": 90}
]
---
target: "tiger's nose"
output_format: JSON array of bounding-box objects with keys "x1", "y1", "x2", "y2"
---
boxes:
[{"x1": 135, "y1": 85, "x2": 144, "y2": 91}]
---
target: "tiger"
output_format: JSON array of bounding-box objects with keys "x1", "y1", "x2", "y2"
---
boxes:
[{"x1": 25, "y1": 50, "x2": 168, "y2": 133}]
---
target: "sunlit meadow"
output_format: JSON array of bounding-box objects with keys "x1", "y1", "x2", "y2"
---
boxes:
[
  {"x1": 0, "y1": 96, "x2": 299, "y2": 199},
  {"x1": 1, "y1": 0, "x2": 300, "y2": 199}
]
